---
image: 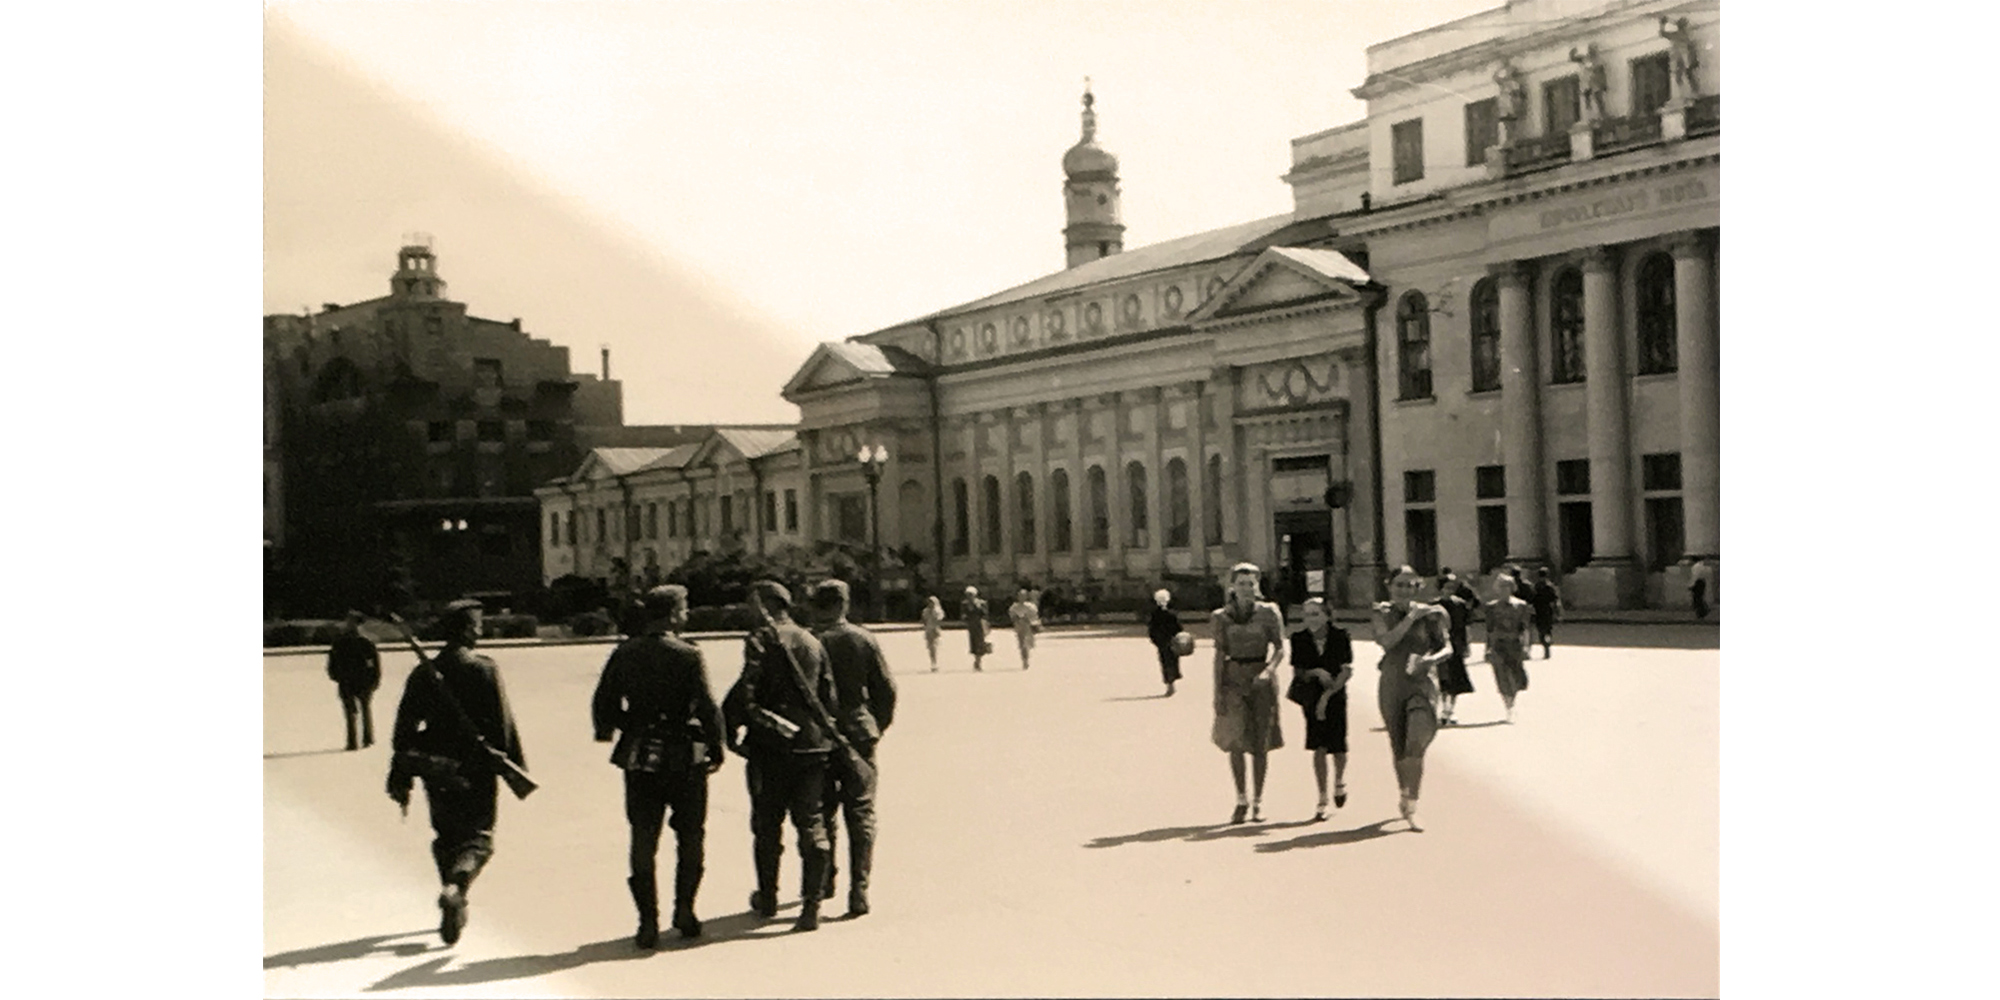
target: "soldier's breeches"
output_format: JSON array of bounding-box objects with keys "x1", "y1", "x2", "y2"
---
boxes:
[
  {"x1": 426, "y1": 776, "x2": 497, "y2": 888},
  {"x1": 624, "y1": 770, "x2": 707, "y2": 906}
]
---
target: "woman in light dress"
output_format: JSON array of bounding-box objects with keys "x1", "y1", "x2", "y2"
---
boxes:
[
  {"x1": 1007, "y1": 588, "x2": 1041, "y2": 670},
  {"x1": 1373, "y1": 566, "x2": 1452, "y2": 830},
  {"x1": 919, "y1": 595, "x2": 946, "y2": 672},
  {"x1": 1210, "y1": 563, "x2": 1285, "y2": 824},
  {"x1": 1483, "y1": 574, "x2": 1533, "y2": 721}
]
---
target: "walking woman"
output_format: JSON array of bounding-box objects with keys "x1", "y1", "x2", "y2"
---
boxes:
[
  {"x1": 1374, "y1": 566, "x2": 1451, "y2": 831},
  {"x1": 1483, "y1": 573, "x2": 1534, "y2": 722},
  {"x1": 962, "y1": 586, "x2": 990, "y2": 672},
  {"x1": 1146, "y1": 589, "x2": 1185, "y2": 697},
  {"x1": 1210, "y1": 563, "x2": 1285, "y2": 824},
  {"x1": 919, "y1": 595, "x2": 945, "y2": 672},
  {"x1": 1008, "y1": 588, "x2": 1041, "y2": 670},
  {"x1": 1288, "y1": 598, "x2": 1352, "y2": 821},
  {"x1": 1434, "y1": 572, "x2": 1477, "y2": 726},
  {"x1": 1528, "y1": 567, "x2": 1563, "y2": 659}
]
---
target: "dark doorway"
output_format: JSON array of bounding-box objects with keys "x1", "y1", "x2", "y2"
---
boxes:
[
  {"x1": 1476, "y1": 504, "x2": 1508, "y2": 572},
  {"x1": 1558, "y1": 501, "x2": 1594, "y2": 574},
  {"x1": 1274, "y1": 510, "x2": 1335, "y2": 612}
]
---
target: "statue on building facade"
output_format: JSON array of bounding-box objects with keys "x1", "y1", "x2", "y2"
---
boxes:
[
  {"x1": 1492, "y1": 59, "x2": 1526, "y2": 144},
  {"x1": 1658, "y1": 16, "x2": 1701, "y2": 98},
  {"x1": 1568, "y1": 44, "x2": 1608, "y2": 122}
]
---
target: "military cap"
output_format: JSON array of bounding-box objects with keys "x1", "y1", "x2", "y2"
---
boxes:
[
  {"x1": 749, "y1": 579, "x2": 792, "y2": 609},
  {"x1": 809, "y1": 578, "x2": 851, "y2": 608},
  {"x1": 641, "y1": 584, "x2": 689, "y2": 617}
]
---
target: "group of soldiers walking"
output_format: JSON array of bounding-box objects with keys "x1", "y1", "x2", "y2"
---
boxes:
[{"x1": 361, "y1": 577, "x2": 896, "y2": 950}]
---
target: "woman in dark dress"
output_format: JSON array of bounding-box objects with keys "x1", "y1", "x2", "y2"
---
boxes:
[
  {"x1": 1433, "y1": 572, "x2": 1477, "y2": 725},
  {"x1": 1146, "y1": 589, "x2": 1185, "y2": 697},
  {"x1": 962, "y1": 586, "x2": 990, "y2": 671},
  {"x1": 1288, "y1": 599, "x2": 1353, "y2": 821}
]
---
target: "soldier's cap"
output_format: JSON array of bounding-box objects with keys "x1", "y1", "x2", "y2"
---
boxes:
[
  {"x1": 749, "y1": 579, "x2": 792, "y2": 609},
  {"x1": 641, "y1": 584, "x2": 689, "y2": 617},
  {"x1": 810, "y1": 578, "x2": 850, "y2": 607}
]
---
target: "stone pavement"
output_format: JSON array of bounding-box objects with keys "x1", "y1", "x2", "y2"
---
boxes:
[{"x1": 264, "y1": 624, "x2": 1717, "y2": 998}]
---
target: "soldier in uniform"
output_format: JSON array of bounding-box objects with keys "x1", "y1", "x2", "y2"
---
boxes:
[
  {"x1": 386, "y1": 598, "x2": 526, "y2": 946},
  {"x1": 807, "y1": 579, "x2": 897, "y2": 919},
  {"x1": 591, "y1": 585, "x2": 726, "y2": 947},
  {"x1": 726, "y1": 580, "x2": 839, "y2": 932},
  {"x1": 327, "y1": 610, "x2": 381, "y2": 751}
]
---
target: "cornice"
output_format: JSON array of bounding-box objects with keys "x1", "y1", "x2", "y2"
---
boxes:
[
  {"x1": 1343, "y1": 145, "x2": 1718, "y2": 238},
  {"x1": 1351, "y1": 0, "x2": 1671, "y2": 101}
]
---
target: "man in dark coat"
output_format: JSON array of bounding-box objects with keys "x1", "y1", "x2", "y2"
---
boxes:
[
  {"x1": 725, "y1": 580, "x2": 839, "y2": 932},
  {"x1": 386, "y1": 599, "x2": 526, "y2": 946},
  {"x1": 807, "y1": 579, "x2": 896, "y2": 919},
  {"x1": 591, "y1": 585, "x2": 726, "y2": 947},
  {"x1": 327, "y1": 611, "x2": 381, "y2": 751},
  {"x1": 1528, "y1": 568, "x2": 1563, "y2": 659}
]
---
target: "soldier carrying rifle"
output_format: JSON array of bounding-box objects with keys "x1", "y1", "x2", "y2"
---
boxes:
[{"x1": 385, "y1": 598, "x2": 529, "y2": 946}]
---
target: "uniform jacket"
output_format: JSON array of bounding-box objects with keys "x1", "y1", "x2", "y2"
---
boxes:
[
  {"x1": 390, "y1": 643, "x2": 526, "y2": 772},
  {"x1": 735, "y1": 618, "x2": 838, "y2": 755},
  {"x1": 327, "y1": 630, "x2": 381, "y2": 692},
  {"x1": 591, "y1": 628, "x2": 725, "y2": 767},
  {"x1": 816, "y1": 620, "x2": 897, "y2": 747}
]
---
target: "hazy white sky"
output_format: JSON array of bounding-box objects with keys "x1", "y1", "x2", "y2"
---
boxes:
[{"x1": 268, "y1": 0, "x2": 1507, "y2": 423}]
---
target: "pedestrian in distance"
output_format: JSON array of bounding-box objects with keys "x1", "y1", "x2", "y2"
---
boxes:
[
  {"x1": 962, "y1": 586, "x2": 991, "y2": 672},
  {"x1": 732, "y1": 580, "x2": 840, "y2": 932},
  {"x1": 806, "y1": 579, "x2": 897, "y2": 919},
  {"x1": 1373, "y1": 567, "x2": 1452, "y2": 831},
  {"x1": 1432, "y1": 572, "x2": 1477, "y2": 726},
  {"x1": 590, "y1": 584, "x2": 726, "y2": 947},
  {"x1": 1483, "y1": 574, "x2": 1533, "y2": 722},
  {"x1": 385, "y1": 599, "x2": 527, "y2": 946},
  {"x1": 327, "y1": 610, "x2": 381, "y2": 751},
  {"x1": 1689, "y1": 559, "x2": 1714, "y2": 621},
  {"x1": 1146, "y1": 589, "x2": 1186, "y2": 697},
  {"x1": 1286, "y1": 598, "x2": 1353, "y2": 821},
  {"x1": 920, "y1": 594, "x2": 946, "y2": 671},
  {"x1": 1008, "y1": 587, "x2": 1041, "y2": 670},
  {"x1": 1210, "y1": 562, "x2": 1285, "y2": 824},
  {"x1": 1528, "y1": 568, "x2": 1563, "y2": 659}
]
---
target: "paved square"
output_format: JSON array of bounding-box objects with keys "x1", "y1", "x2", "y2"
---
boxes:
[{"x1": 264, "y1": 622, "x2": 1717, "y2": 997}]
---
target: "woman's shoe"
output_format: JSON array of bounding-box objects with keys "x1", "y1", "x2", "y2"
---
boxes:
[
  {"x1": 1313, "y1": 800, "x2": 1327, "y2": 822},
  {"x1": 1230, "y1": 803, "x2": 1248, "y2": 825},
  {"x1": 1250, "y1": 802, "x2": 1263, "y2": 822},
  {"x1": 1333, "y1": 783, "x2": 1348, "y2": 809}
]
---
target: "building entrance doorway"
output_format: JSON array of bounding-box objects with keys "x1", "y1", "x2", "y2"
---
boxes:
[{"x1": 1273, "y1": 510, "x2": 1335, "y2": 613}]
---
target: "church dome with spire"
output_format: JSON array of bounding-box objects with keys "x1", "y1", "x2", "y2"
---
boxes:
[{"x1": 1062, "y1": 88, "x2": 1119, "y2": 179}]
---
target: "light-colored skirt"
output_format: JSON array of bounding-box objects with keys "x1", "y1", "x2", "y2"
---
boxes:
[{"x1": 1212, "y1": 660, "x2": 1283, "y2": 753}]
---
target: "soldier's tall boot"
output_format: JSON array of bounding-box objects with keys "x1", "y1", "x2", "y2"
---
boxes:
[
  {"x1": 628, "y1": 873, "x2": 659, "y2": 949},
  {"x1": 671, "y1": 861, "x2": 702, "y2": 938},
  {"x1": 846, "y1": 830, "x2": 873, "y2": 918},
  {"x1": 794, "y1": 853, "x2": 826, "y2": 932},
  {"x1": 749, "y1": 846, "x2": 780, "y2": 919}
]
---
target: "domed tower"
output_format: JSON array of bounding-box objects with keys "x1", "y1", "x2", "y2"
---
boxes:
[
  {"x1": 1062, "y1": 83, "x2": 1124, "y2": 269},
  {"x1": 390, "y1": 237, "x2": 446, "y2": 300}
]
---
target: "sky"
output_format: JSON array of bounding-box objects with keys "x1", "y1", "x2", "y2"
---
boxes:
[{"x1": 265, "y1": 0, "x2": 1502, "y2": 424}]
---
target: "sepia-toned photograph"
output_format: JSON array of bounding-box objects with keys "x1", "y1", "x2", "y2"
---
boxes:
[{"x1": 261, "y1": 1, "x2": 1724, "y2": 995}]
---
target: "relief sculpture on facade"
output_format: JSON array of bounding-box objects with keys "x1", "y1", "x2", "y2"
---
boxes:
[{"x1": 1238, "y1": 354, "x2": 1345, "y2": 411}]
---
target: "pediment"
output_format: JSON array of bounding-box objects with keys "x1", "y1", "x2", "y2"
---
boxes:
[
  {"x1": 1188, "y1": 247, "x2": 1372, "y2": 324},
  {"x1": 784, "y1": 348, "x2": 867, "y2": 396},
  {"x1": 687, "y1": 433, "x2": 747, "y2": 470}
]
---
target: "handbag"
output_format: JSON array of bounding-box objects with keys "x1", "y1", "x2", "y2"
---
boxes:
[{"x1": 1285, "y1": 673, "x2": 1316, "y2": 706}]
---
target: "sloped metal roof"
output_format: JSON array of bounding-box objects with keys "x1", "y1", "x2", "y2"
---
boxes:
[
  {"x1": 1266, "y1": 246, "x2": 1373, "y2": 284},
  {"x1": 581, "y1": 447, "x2": 674, "y2": 479},
  {"x1": 714, "y1": 428, "x2": 798, "y2": 460},
  {"x1": 633, "y1": 442, "x2": 702, "y2": 474}
]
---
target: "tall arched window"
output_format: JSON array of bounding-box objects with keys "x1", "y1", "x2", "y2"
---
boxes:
[
  {"x1": 981, "y1": 474, "x2": 1002, "y2": 554},
  {"x1": 1469, "y1": 277, "x2": 1501, "y2": 392},
  {"x1": 1396, "y1": 291, "x2": 1433, "y2": 399},
  {"x1": 1051, "y1": 468, "x2": 1073, "y2": 552},
  {"x1": 1205, "y1": 453, "x2": 1224, "y2": 546},
  {"x1": 1551, "y1": 267, "x2": 1586, "y2": 383},
  {"x1": 1636, "y1": 252, "x2": 1678, "y2": 375},
  {"x1": 1086, "y1": 465, "x2": 1109, "y2": 550},
  {"x1": 1165, "y1": 457, "x2": 1191, "y2": 548},
  {"x1": 1015, "y1": 471, "x2": 1036, "y2": 554},
  {"x1": 645, "y1": 502, "x2": 658, "y2": 540},
  {"x1": 1127, "y1": 461, "x2": 1150, "y2": 549},
  {"x1": 951, "y1": 478, "x2": 970, "y2": 555}
]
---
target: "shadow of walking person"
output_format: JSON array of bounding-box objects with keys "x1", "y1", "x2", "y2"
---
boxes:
[
  {"x1": 1253, "y1": 819, "x2": 1402, "y2": 853},
  {"x1": 364, "y1": 936, "x2": 652, "y2": 992},
  {"x1": 264, "y1": 930, "x2": 437, "y2": 969}
]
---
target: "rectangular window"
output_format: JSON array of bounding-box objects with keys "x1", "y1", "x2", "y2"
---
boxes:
[
  {"x1": 1403, "y1": 469, "x2": 1436, "y2": 504},
  {"x1": 1391, "y1": 118, "x2": 1425, "y2": 184},
  {"x1": 596, "y1": 508, "x2": 607, "y2": 542},
  {"x1": 549, "y1": 512, "x2": 560, "y2": 549},
  {"x1": 837, "y1": 494, "x2": 868, "y2": 544},
  {"x1": 784, "y1": 489, "x2": 799, "y2": 532},
  {"x1": 952, "y1": 480, "x2": 971, "y2": 556},
  {"x1": 473, "y1": 358, "x2": 503, "y2": 389},
  {"x1": 1544, "y1": 76, "x2": 1581, "y2": 134},
  {"x1": 1559, "y1": 501, "x2": 1594, "y2": 573},
  {"x1": 646, "y1": 502, "x2": 658, "y2": 540},
  {"x1": 477, "y1": 420, "x2": 505, "y2": 443},
  {"x1": 1475, "y1": 465, "x2": 1506, "y2": 500},
  {"x1": 1556, "y1": 459, "x2": 1590, "y2": 496},
  {"x1": 1404, "y1": 509, "x2": 1438, "y2": 576},
  {"x1": 763, "y1": 491, "x2": 778, "y2": 532},
  {"x1": 720, "y1": 495, "x2": 734, "y2": 535},
  {"x1": 427, "y1": 421, "x2": 453, "y2": 443},
  {"x1": 1642, "y1": 452, "x2": 1683, "y2": 492},
  {"x1": 1464, "y1": 98, "x2": 1498, "y2": 166},
  {"x1": 1477, "y1": 505, "x2": 1509, "y2": 572},
  {"x1": 1646, "y1": 497, "x2": 1686, "y2": 571},
  {"x1": 1631, "y1": 52, "x2": 1672, "y2": 117},
  {"x1": 526, "y1": 420, "x2": 555, "y2": 442}
]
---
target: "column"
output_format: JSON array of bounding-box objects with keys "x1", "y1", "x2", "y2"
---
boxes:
[
  {"x1": 1671, "y1": 229, "x2": 1719, "y2": 562},
  {"x1": 1105, "y1": 393, "x2": 1128, "y2": 580},
  {"x1": 1338, "y1": 345, "x2": 1381, "y2": 604},
  {"x1": 801, "y1": 431, "x2": 821, "y2": 550},
  {"x1": 1581, "y1": 245, "x2": 1637, "y2": 606},
  {"x1": 1144, "y1": 387, "x2": 1165, "y2": 563},
  {"x1": 1211, "y1": 366, "x2": 1240, "y2": 564},
  {"x1": 1025, "y1": 404, "x2": 1050, "y2": 568},
  {"x1": 1188, "y1": 381, "x2": 1212, "y2": 576},
  {"x1": 1492, "y1": 261, "x2": 1548, "y2": 567},
  {"x1": 968, "y1": 411, "x2": 987, "y2": 582},
  {"x1": 1001, "y1": 408, "x2": 1020, "y2": 585},
  {"x1": 1071, "y1": 398, "x2": 1087, "y2": 578}
]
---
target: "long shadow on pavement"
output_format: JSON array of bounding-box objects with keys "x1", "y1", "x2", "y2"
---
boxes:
[
  {"x1": 1102, "y1": 693, "x2": 1169, "y2": 702},
  {"x1": 264, "y1": 747, "x2": 355, "y2": 760},
  {"x1": 1253, "y1": 818, "x2": 1404, "y2": 853},
  {"x1": 1084, "y1": 818, "x2": 1318, "y2": 849},
  {"x1": 264, "y1": 930, "x2": 436, "y2": 969}
]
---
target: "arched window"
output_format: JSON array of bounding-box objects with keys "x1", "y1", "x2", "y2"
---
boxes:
[
  {"x1": 981, "y1": 475, "x2": 1002, "y2": 554},
  {"x1": 1396, "y1": 291, "x2": 1433, "y2": 399},
  {"x1": 1205, "y1": 453, "x2": 1224, "y2": 546},
  {"x1": 1636, "y1": 252, "x2": 1678, "y2": 374},
  {"x1": 1127, "y1": 461, "x2": 1150, "y2": 549},
  {"x1": 1016, "y1": 471, "x2": 1036, "y2": 554},
  {"x1": 1166, "y1": 458, "x2": 1191, "y2": 548},
  {"x1": 1551, "y1": 267, "x2": 1586, "y2": 383},
  {"x1": 951, "y1": 478, "x2": 970, "y2": 555},
  {"x1": 1086, "y1": 465, "x2": 1110, "y2": 550},
  {"x1": 645, "y1": 502, "x2": 658, "y2": 540},
  {"x1": 1469, "y1": 277, "x2": 1501, "y2": 392},
  {"x1": 1051, "y1": 468, "x2": 1073, "y2": 552}
]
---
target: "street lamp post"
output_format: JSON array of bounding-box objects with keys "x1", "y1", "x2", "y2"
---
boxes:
[{"x1": 857, "y1": 444, "x2": 888, "y2": 621}]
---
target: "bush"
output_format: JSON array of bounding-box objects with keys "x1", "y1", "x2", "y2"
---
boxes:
[
  {"x1": 263, "y1": 621, "x2": 316, "y2": 647},
  {"x1": 567, "y1": 610, "x2": 617, "y2": 637},
  {"x1": 483, "y1": 613, "x2": 539, "y2": 639},
  {"x1": 685, "y1": 603, "x2": 762, "y2": 633}
]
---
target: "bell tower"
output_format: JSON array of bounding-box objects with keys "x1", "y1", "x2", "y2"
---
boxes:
[
  {"x1": 1062, "y1": 81, "x2": 1124, "y2": 269},
  {"x1": 391, "y1": 234, "x2": 446, "y2": 300}
]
